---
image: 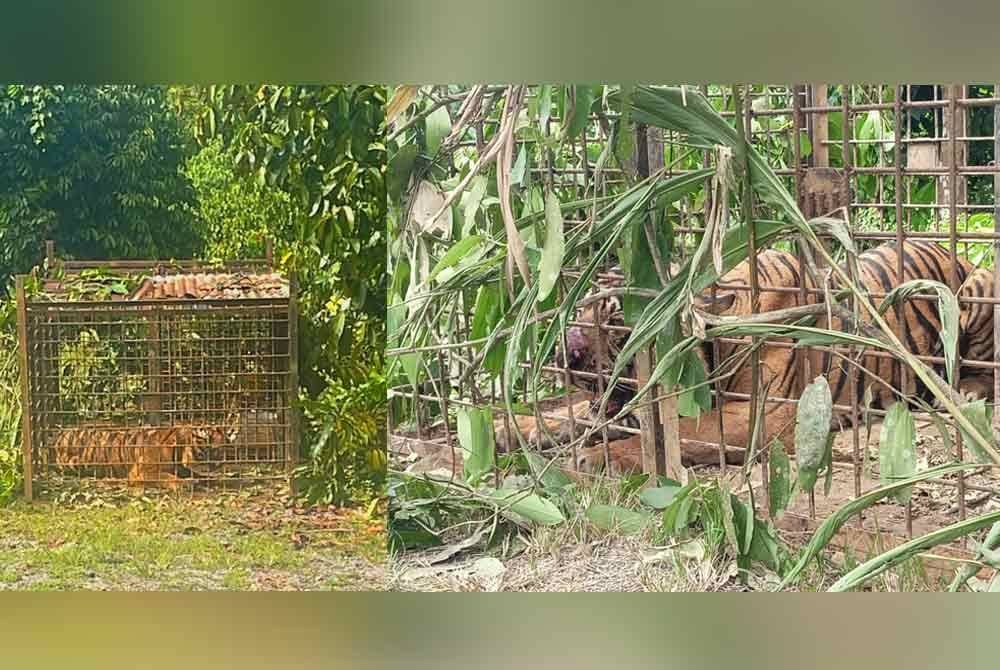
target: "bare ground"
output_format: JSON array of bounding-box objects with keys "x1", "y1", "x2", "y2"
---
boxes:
[{"x1": 390, "y1": 413, "x2": 1000, "y2": 592}]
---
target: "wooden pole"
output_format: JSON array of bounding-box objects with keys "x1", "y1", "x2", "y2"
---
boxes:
[
  {"x1": 286, "y1": 275, "x2": 300, "y2": 493},
  {"x1": 632, "y1": 123, "x2": 660, "y2": 479},
  {"x1": 15, "y1": 276, "x2": 34, "y2": 501},
  {"x1": 810, "y1": 84, "x2": 829, "y2": 168}
]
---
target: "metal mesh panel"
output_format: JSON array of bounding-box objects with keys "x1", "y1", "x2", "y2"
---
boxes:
[{"x1": 21, "y1": 296, "x2": 294, "y2": 495}]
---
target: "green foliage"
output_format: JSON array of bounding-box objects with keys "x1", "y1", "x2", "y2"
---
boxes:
[
  {"x1": 299, "y1": 364, "x2": 386, "y2": 506},
  {"x1": 190, "y1": 84, "x2": 387, "y2": 327},
  {"x1": 0, "y1": 296, "x2": 19, "y2": 504},
  {"x1": 184, "y1": 137, "x2": 296, "y2": 260},
  {"x1": 186, "y1": 85, "x2": 387, "y2": 505},
  {"x1": 0, "y1": 85, "x2": 201, "y2": 282}
]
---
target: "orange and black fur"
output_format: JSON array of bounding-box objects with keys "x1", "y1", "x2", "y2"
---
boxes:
[
  {"x1": 573, "y1": 240, "x2": 986, "y2": 473},
  {"x1": 51, "y1": 423, "x2": 230, "y2": 489}
]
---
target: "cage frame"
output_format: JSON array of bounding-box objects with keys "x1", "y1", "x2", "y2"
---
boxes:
[{"x1": 15, "y1": 241, "x2": 300, "y2": 501}]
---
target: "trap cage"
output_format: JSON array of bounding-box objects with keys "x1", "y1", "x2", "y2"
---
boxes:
[
  {"x1": 389, "y1": 84, "x2": 1000, "y2": 569},
  {"x1": 16, "y1": 242, "x2": 298, "y2": 499}
]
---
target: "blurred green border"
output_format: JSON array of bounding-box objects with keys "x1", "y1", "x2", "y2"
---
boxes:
[{"x1": 2, "y1": 1, "x2": 1000, "y2": 82}]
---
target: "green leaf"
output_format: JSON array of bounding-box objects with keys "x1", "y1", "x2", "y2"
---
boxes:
[
  {"x1": 470, "y1": 284, "x2": 501, "y2": 344},
  {"x1": 661, "y1": 479, "x2": 700, "y2": 535},
  {"x1": 511, "y1": 145, "x2": 528, "y2": 186},
  {"x1": 795, "y1": 376, "x2": 833, "y2": 494},
  {"x1": 676, "y1": 349, "x2": 711, "y2": 418},
  {"x1": 425, "y1": 105, "x2": 451, "y2": 155},
  {"x1": 462, "y1": 176, "x2": 488, "y2": 236},
  {"x1": 640, "y1": 485, "x2": 681, "y2": 510},
  {"x1": 399, "y1": 351, "x2": 422, "y2": 389},
  {"x1": 388, "y1": 143, "x2": 418, "y2": 201},
  {"x1": 428, "y1": 235, "x2": 484, "y2": 282},
  {"x1": 798, "y1": 131, "x2": 812, "y2": 159},
  {"x1": 614, "y1": 85, "x2": 635, "y2": 166},
  {"x1": 490, "y1": 489, "x2": 565, "y2": 526},
  {"x1": 878, "y1": 279, "x2": 959, "y2": 384},
  {"x1": 768, "y1": 439, "x2": 792, "y2": 517},
  {"x1": 586, "y1": 504, "x2": 652, "y2": 535},
  {"x1": 523, "y1": 452, "x2": 574, "y2": 491},
  {"x1": 538, "y1": 85, "x2": 553, "y2": 134},
  {"x1": 879, "y1": 402, "x2": 917, "y2": 504},
  {"x1": 958, "y1": 399, "x2": 996, "y2": 464},
  {"x1": 536, "y1": 189, "x2": 565, "y2": 303},
  {"x1": 730, "y1": 496, "x2": 781, "y2": 571},
  {"x1": 564, "y1": 85, "x2": 596, "y2": 141},
  {"x1": 458, "y1": 406, "x2": 495, "y2": 485}
]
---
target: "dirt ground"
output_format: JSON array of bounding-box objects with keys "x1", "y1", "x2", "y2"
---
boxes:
[
  {"x1": 0, "y1": 486, "x2": 387, "y2": 591},
  {"x1": 390, "y1": 406, "x2": 1000, "y2": 592}
]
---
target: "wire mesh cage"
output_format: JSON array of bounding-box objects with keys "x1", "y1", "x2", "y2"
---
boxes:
[
  {"x1": 389, "y1": 84, "x2": 1000, "y2": 566},
  {"x1": 16, "y1": 243, "x2": 298, "y2": 499}
]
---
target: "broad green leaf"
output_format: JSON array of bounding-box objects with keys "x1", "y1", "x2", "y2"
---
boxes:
[
  {"x1": 768, "y1": 439, "x2": 792, "y2": 517},
  {"x1": 399, "y1": 351, "x2": 422, "y2": 389},
  {"x1": 640, "y1": 485, "x2": 682, "y2": 510},
  {"x1": 428, "y1": 235, "x2": 484, "y2": 282},
  {"x1": 730, "y1": 496, "x2": 781, "y2": 571},
  {"x1": 538, "y1": 85, "x2": 553, "y2": 134},
  {"x1": 511, "y1": 145, "x2": 528, "y2": 186},
  {"x1": 677, "y1": 349, "x2": 711, "y2": 418},
  {"x1": 564, "y1": 85, "x2": 596, "y2": 141},
  {"x1": 425, "y1": 105, "x2": 451, "y2": 155},
  {"x1": 490, "y1": 489, "x2": 565, "y2": 526},
  {"x1": 386, "y1": 144, "x2": 419, "y2": 200},
  {"x1": 458, "y1": 406, "x2": 495, "y2": 485},
  {"x1": 536, "y1": 190, "x2": 565, "y2": 303},
  {"x1": 462, "y1": 176, "x2": 488, "y2": 236},
  {"x1": 623, "y1": 201, "x2": 670, "y2": 325},
  {"x1": 798, "y1": 131, "x2": 812, "y2": 158},
  {"x1": 614, "y1": 85, "x2": 636, "y2": 166},
  {"x1": 661, "y1": 479, "x2": 700, "y2": 535},
  {"x1": 470, "y1": 284, "x2": 501, "y2": 345},
  {"x1": 523, "y1": 452, "x2": 574, "y2": 491},
  {"x1": 958, "y1": 399, "x2": 996, "y2": 464},
  {"x1": 586, "y1": 504, "x2": 652, "y2": 535},
  {"x1": 795, "y1": 376, "x2": 832, "y2": 494},
  {"x1": 879, "y1": 402, "x2": 917, "y2": 504}
]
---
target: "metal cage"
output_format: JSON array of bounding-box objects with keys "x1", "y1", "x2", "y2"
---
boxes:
[
  {"x1": 16, "y1": 244, "x2": 299, "y2": 499},
  {"x1": 389, "y1": 84, "x2": 1000, "y2": 569}
]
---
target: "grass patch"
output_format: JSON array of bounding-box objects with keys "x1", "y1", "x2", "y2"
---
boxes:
[{"x1": 0, "y1": 493, "x2": 386, "y2": 590}]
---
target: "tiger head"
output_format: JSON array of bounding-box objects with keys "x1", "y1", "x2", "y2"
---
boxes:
[{"x1": 562, "y1": 294, "x2": 629, "y2": 395}]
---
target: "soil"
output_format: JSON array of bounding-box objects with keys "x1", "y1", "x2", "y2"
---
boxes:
[{"x1": 391, "y1": 403, "x2": 1000, "y2": 592}]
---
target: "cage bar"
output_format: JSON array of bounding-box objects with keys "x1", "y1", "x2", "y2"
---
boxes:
[{"x1": 17, "y1": 244, "x2": 297, "y2": 497}]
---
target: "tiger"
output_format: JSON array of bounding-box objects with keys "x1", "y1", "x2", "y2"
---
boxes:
[
  {"x1": 556, "y1": 274, "x2": 643, "y2": 445},
  {"x1": 51, "y1": 423, "x2": 231, "y2": 489},
  {"x1": 574, "y1": 240, "x2": 983, "y2": 473},
  {"x1": 954, "y1": 266, "x2": 997, "y2": 402}
]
